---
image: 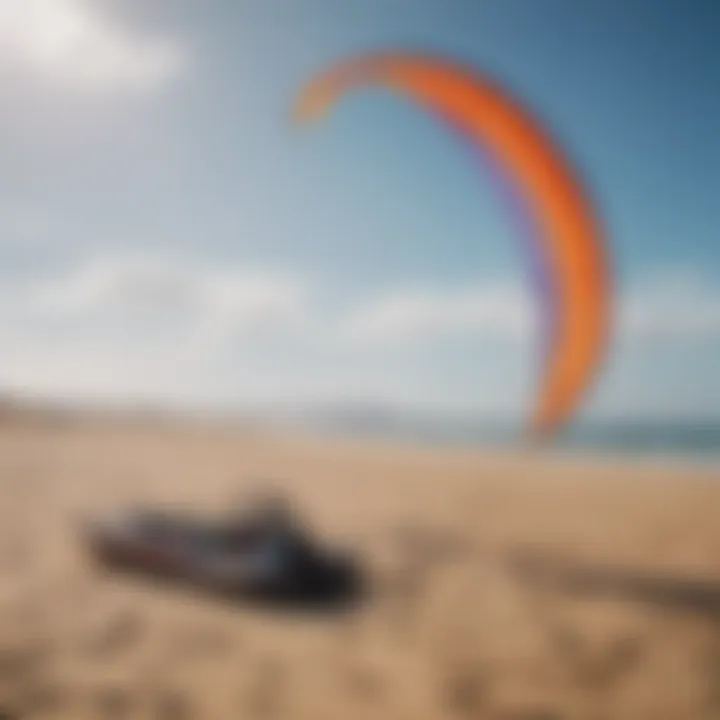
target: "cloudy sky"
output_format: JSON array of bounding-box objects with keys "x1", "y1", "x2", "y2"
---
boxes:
[{"x1": 0, "y1": 0, "x2": 718, "y2": 421}]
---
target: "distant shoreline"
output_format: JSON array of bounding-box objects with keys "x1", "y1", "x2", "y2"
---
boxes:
[
  {"x1": 0, "y1": 391, "x2": 717, "y2": 469},
  {"x1": 285, "y1": 421, "x2": 720, "y2": 469}
]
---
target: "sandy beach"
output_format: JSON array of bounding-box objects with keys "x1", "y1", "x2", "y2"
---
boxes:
[{"x1": 1, "y1": 416, "x2": 720, "y2": 719}]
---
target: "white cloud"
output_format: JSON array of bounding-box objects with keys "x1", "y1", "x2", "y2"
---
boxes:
[
  {"x1": 344, "y1": 269, "x2": 720, "y2": 348},
  {"x1": 0, "y1": 0, "x2": 184, "y2": 91},
  {"x1": 0, "y1": 253, "x2": 315, "y2": 406},
  {"x1": 620, "y1": 270, "x2": 720, "y2": 342},
  {"x1": 23, "y1": 253, "x2": 312, "y2": 346},
  {"x1": 343, "y1": 282, "x2": 532, "y2": 346},
  {"x1": 11, "y1": 259, "x2": 720, "y2": 353},
  {"x1": 199, "y1": 270, "x2": 314, "y2": 346},
  {"x1": 30, "y1": 255, "x2": 204, "y2": 317},
  {"x1": 0, "y1": 258, "x2": 718, "y2": 412}
]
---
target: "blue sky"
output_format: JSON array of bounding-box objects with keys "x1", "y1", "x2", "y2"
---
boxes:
[{"x1": 0, "y1": 0, "x2": 718, "y2": 421}]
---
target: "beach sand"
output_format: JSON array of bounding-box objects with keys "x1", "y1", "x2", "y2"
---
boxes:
[{"x1": 1, "y1": 416, "x2": 720, "y2": 719}]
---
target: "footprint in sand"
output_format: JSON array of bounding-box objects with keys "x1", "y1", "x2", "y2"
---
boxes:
[
  {"x1": 440, "y1": 664, "x2": 488, "y2": 719},
  {"x1": 0, "y1": 640, "x2": 55, "y2": 686},
  {"x1": 91, "y1": 686, "x2": 135, "y2": 719},
  {"x1": 492, "y1": 710, "x2": 563, "y2": 720},
  {"x1": 170, "y1": 623, "x2": 237, "y2": 660},
  {"x1": 83, "y1": 610, "x2": 145, "y2": 660},
  {"x1": 341, "y1": 665, "x2": 385, "y2": 703},
  {"x1": 18, "y1": 680, "x2": 70, "y2": 717},
  {"x1": 151, "y1": 687, "x2": 192, "y2": 720},
  {"x1": 242, "y1": 657, "x2": 286, "y2": 719}
]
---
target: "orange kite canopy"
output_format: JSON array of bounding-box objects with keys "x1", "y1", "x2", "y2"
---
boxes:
[{"x1": 294, "y1": 52, "x2": 611, "y2": 437}]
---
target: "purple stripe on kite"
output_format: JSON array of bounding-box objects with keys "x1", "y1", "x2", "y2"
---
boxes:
[
  {"x1": 471, "y1": 139, "x2": 559, "y2": 364},
  {"x1": 436, "y1": 111, "x2": 560, "y2": 368}
]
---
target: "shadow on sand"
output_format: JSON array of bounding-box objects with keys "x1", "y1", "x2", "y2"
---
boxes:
[
  {"x1": 95, "y1": 557, "x2": 368, "y2": 618},
  {"x1": 507, "y1": 548, "x2": 720, "y2": 620}
]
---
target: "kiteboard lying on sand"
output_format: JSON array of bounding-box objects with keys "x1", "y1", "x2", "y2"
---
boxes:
[{"x1": 82, "y1": 497, "x2": 362, "y2": 604}]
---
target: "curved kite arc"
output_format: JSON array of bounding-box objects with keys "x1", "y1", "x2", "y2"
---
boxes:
[{"x1": 293, "y1": 52, "x2": 611, "y2": 437}]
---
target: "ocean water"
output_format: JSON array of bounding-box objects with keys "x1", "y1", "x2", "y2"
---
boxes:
[
  {"x1": 559, "y1": 421, "x2": 720, "y2": 458},
  {"x1": 308, "y1": 412, "x2": 720, "y2": 462}
]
